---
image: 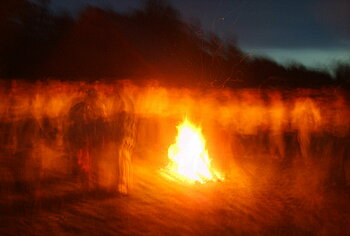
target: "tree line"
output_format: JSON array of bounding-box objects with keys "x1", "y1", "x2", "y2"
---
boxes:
[{"x1": 0, "y1": 0, "x2": 349, "y2": 88}]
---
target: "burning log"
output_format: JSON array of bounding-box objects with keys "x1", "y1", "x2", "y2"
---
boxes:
[{"x1": 163, "y1": 118, "x2": 223, "y2": 183}]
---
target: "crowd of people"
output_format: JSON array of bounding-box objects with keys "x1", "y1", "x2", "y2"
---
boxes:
[{"x1": 0, "y1": 80, "x2": 137, "y2": 196}]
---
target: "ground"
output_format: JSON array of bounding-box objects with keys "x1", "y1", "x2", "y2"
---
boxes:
[{"x1": 1, "y1": 159, "x2": 350, "y2": 236}]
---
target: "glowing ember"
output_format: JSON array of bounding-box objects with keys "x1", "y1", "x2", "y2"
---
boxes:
[{"x1": 165, "y1": 118, "x2": 223, "y2": 183}]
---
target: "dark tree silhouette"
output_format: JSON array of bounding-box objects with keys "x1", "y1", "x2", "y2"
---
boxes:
[{"x1": 0, "y1": 0, "x2": 347, "y2": 89}]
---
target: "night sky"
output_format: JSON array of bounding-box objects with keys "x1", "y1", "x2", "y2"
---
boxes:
[{"x1": 45, "y1": 0, "x2": 350, "y2": 70}]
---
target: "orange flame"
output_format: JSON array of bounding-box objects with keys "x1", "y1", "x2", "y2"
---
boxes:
[{"x1": 165, "y1": 118, "x2": 223, "y2": 183}]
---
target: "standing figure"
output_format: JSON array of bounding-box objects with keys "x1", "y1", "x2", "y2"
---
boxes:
[
  {"x1": 117, "y1": 109, "x2": 136, "y2": 194},
  {"x1": 67, "y1": 88, "x2": 106, "y2": 190},
  {"x1": 292, "y1": 98, "x2": 321, "y2": 165},
  {"x1": 111, "y1": 89, "x2": 136, "y2": 195}
]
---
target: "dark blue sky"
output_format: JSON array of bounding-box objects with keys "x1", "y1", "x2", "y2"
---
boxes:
[{"x1": 45, "y1": 0, "x2": 350, "y2": 70}]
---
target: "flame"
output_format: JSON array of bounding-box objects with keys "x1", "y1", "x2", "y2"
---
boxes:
[{"x1": 165, "y1": 118, "x2": 223, "y2": 183}]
